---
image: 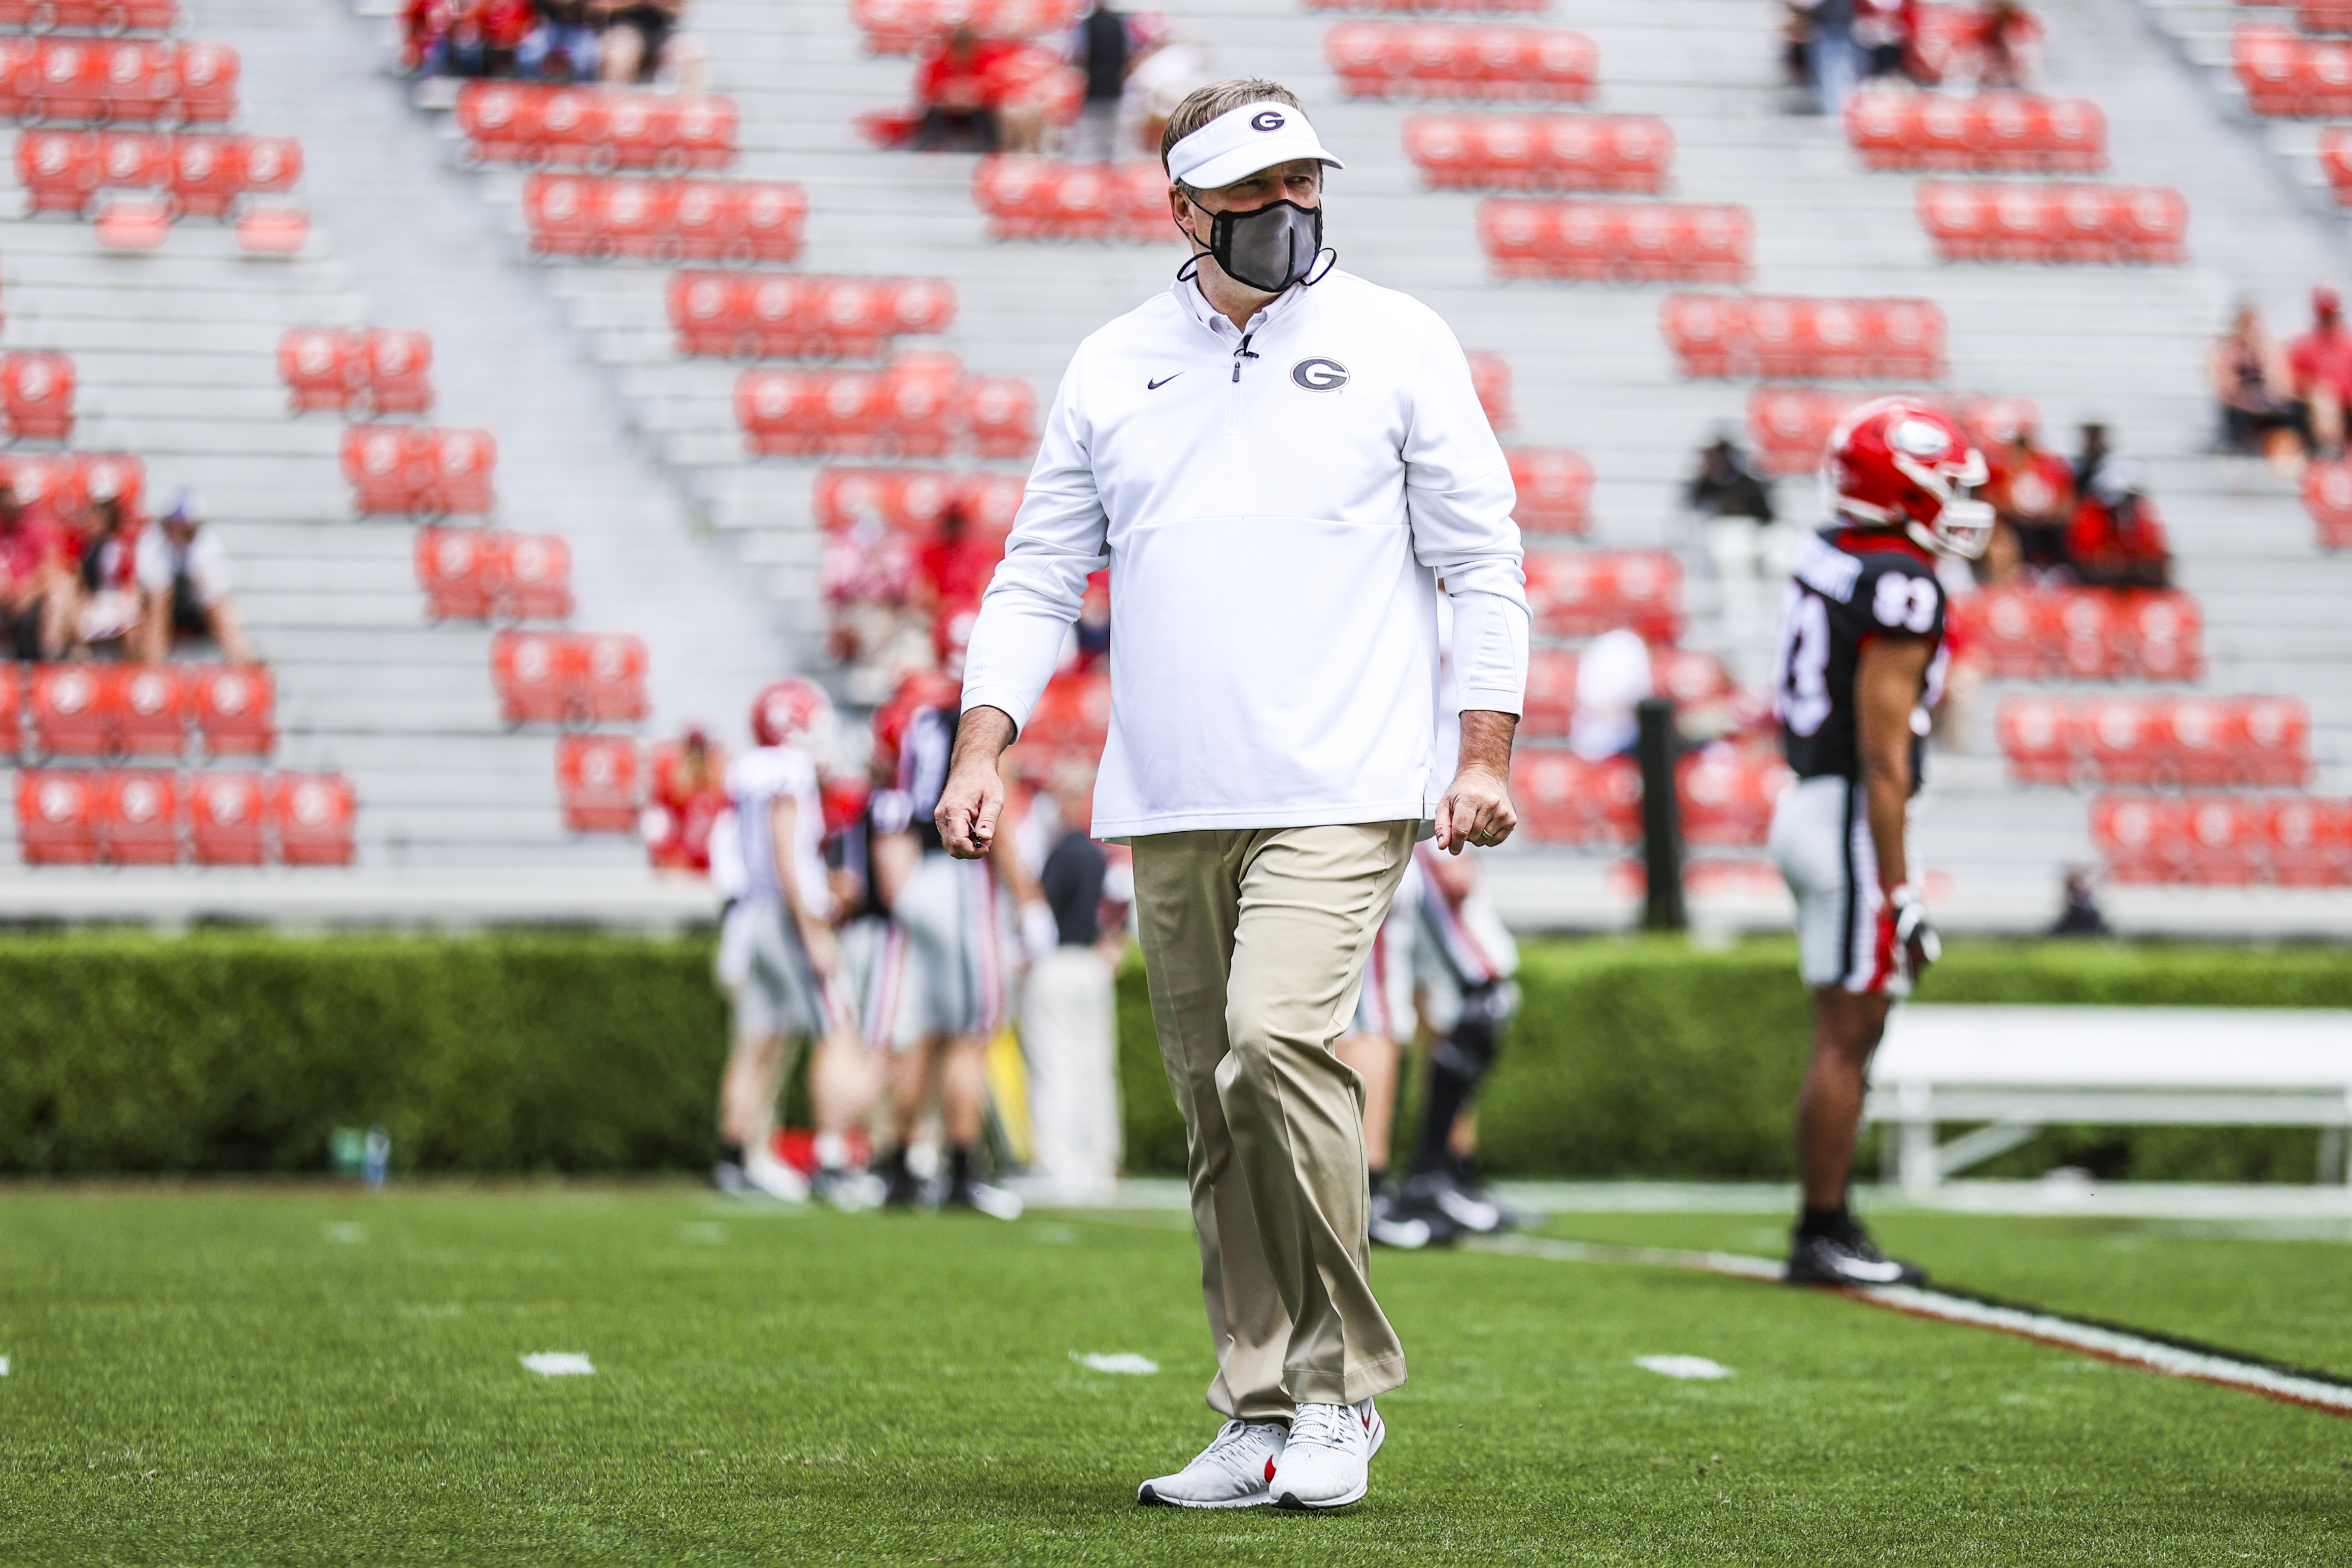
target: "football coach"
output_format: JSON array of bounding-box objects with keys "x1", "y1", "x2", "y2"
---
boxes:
[{"x1": 935, "y1": 77, "x2": 1529, "y2": 1512}]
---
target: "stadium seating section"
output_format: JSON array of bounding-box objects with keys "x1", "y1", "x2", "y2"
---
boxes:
[
  {"x1": 668, "y1": 271, "x2": 956, "y2": 359},
  {"x1": 1405, "y1": 112, "x2": 1673, "y2": 193},
  {"x1": 1661, "y1": 294, "x2": 1947, "y2": 381},
  {"x1": 848, "y1": 0, "x2": 1078, "y2": 55},
  {"x1": 1844, "y1": 92, "x2": 2106, "y2": 173},
  {"x1": 522, "y1": 174, "x2": 806, "y2": 264},
  {"x1": 279, "y1": 327, "x2": 434, "y2": 417},
  {"x1": 1915, "y1": 182, "x2": 2189, "y2": 264},
  {"x1": 970, "y1": 157, "x2": 1170, "y2": 243},
  {"x1": 1479, "y1": 197, "x2": 1753, "y2": 283},
  {"x1": 1326, "y1": 22, "x2": 1600, "y2": 101},
  {"x1": 457, "y1": 83, "x2": 738, "y2": 172},
  {"x1": 1746, "y1": 387, "x2": 2037, "y2": 475},
  {"x1": 736, "y1": 354, "x2": 1038, "y2": 459}
]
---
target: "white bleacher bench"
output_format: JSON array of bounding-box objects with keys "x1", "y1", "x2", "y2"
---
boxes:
[{"x1": 1866, "y1": 1007, "x2": 2352, "y2": 1193}]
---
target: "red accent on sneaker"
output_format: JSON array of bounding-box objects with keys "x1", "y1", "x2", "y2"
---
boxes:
[{"x1": 1265, "y1": 1455, "x2": 1277, "y2": 1483}]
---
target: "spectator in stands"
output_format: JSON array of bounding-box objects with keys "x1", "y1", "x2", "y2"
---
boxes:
[
  {"x1": 2287, "y1": 285, "x2": 2352, "y2": 457},
  {"x1": 1687, "y1": 434, "x2": 1775, "y2": 525},
  {"x1": 1070, "y1": 2, "x2": 1131, "y2": 162},
  {"x1": 599, "y1": 0, "x2": 703, "y2": 88},
  {"x1": 1790, "y1": 0, "x2": 1860, "y2": 115},
  {"x1": 1122, "y1": 20, "x2": 1211, "y2": 157},
  {"x1": 1853, "y1": 0, "x2": 1909, "y2": 84},
  {"x1": 2051, "y1": 869, "x2": 2110, "y2": 937},
  {"x1": 407, "y1": 0, "x2": 531, "y2": 78},
  {"x1": 516, "y1": 0, "x2": 599, "y2": 80},
  {"x1": 1569, "y1": 627, "x2": 1651, "y2": 762},
  {"x1": 822, "y1": 514, "x2": 933, "y2": 704},
  {"x1": 1779, "y1": 1, "x2": 1816, "y2": 105},
  {"x1": 2209, "y1": 300, "x2": 2306, "y2": 470},
  {"x1": 649, "y1": 725, "x2": 727, "y2": 873},
  {"x1": 1985, "y1": 423, "x2": 2075, "y2": 575},
  {"x1": 135, "y1": 491, "x2": 255, "y2": 665},
  {"x1": 2066, "y1": 448, "x2": 2170, "y2": 590},
  {"x1": 71, "y1": 471, "x2": 143, "y2": 657},
  {"x1": 910, "y1": 25, "x2": 1006, "y2": 152},
  {"x1": 0, "y1": 475, "x2": 72, "y2": 661},
  {"x1": 915, "y1": 497, "x2": 1000, "y2": 625},
  {"x1": 1974, "y1": 0, "x2": 2040, "y2": 91}
]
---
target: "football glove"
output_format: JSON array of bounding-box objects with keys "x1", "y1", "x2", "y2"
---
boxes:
[{"x1": 1873, "y1": 881, "x2": 1940, "y2": 996}]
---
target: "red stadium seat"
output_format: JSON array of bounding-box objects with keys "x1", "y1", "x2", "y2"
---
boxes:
[
  {"x1": 2256, "y1": 795, "x2": 2350, "y2": 887},
  {"x1": 502, "y1": 532, "x2": 574, "y2": 622},
  {"x1": 491, "y1": 631, "x2": 570, "y2": 725},
  {"x1": 188, "y1": 770, "x2": 266, "y2": 865},
  {"x1": 0, "y1": 0, "x2": 180, "y2": 28},
  {"x1": 965, "y1": 374, "x2": 1039, "y2": 460},
  {"x1": 1, "y1": 352, "x2": 74, "y2": 442},
  {"x1": 2122, "y1": 591, "x2": 2205, "y2": 683},
  {"x1": 557, "y1": 733, "x2": 642, "y2": 833},
  {"x1": 675, "y1": 272, "x2": 956, "y2": 360},
  {"x1": 114, "y1": 663, "x2": 185, "y2": 758},
  {"x1": 1508, "y1": 748, "x2": 1639, "y2": 844},
  {"x1": 2085, "y1": 695, "x2": 2163, "y2": 786},
  {"x1": 1507, "y1": 448, "x2": 1593, "y2": 534},
  {"x1": 848, "y1": 0, "x2": 1084, "y2": 54},
  {"x1": 1846, "y1": 91, "x2": 2105, "y2": 174},
  {"x1": 1664, "y1": 295, "x2": 1945, "y2": 380},
  {"x1": 1996, "y1": 694, "x2": 2077, "y2": 785},
  {"x1": 1678, "y1": 749, "x2": 1792, "y2": 848},
  {"x1": 362, "y1": 327, "x2": 432, "y2": 415},
  {"x1": 271, "y1": 772, "x2": 356, "y2": 865},
  {"x1": 970, "y1": 157, "x2": 1168, "y2": 242},
  {"x1": 738, "y1": 355, "x2": 1033, "y2": 460},
  {"x1": 2238, "y1": 696, "x2": 2312, "y2": 787},
  {"x1": 97, "y1": 768, "x2": 178, "y2": 864},
  {"x1": 165, "y1": 133, "x2": 300, "y2": 219},
  {"x1": 417, "y1": 526, "x2": 502, "y2": 621},
  {"x1": 93, "y1": 194, "x2": 172, "y2": 251},
  {"x1": 31, "y1": 663, "x2": 116, "y2": 759},
  {"x1": 17, "y1": 129, "x2": 99, "y2": 215},
  {"x1": 573, "y1": 632, "x2": 649, "y2": 724},
  {"x1": 190, "y1": 663, "x2": 275, "y2": 758},
  {"x1": 278, "y1": 326, "x2": 356, "y2": 414},
  {"x1": 172, "y1": 40, "x2": 237, "y2": 124},
  {"x1": 1018, "y1": 669, "x2": 1112, "y2": 759},
  {"x1": 17, "y1": 768, "x2": 99, "y2": 865},
  {"x1": 2177, "y1": 795, "x2": 2261, "y2": 884},
  {"x1": 2090, "y1": 793, "x2": 2184, "y2": 883},
  {"x1": 340, "y1": 425, "x2": 496, "y2": 518},
  {"x1": 1404, "y1": 111, "x2": 1673, "y2": 193}
]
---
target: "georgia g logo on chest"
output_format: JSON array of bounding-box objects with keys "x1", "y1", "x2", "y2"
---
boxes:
[{"x1": 1290, "y1": 358, "x2": 1348, "y2": 392}]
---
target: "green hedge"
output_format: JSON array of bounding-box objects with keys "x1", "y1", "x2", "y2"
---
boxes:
[{"x1": 3, "y1": 931, "x2": 2346, "y2": 1180}]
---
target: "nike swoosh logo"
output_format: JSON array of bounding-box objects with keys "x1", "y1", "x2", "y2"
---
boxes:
[{"x1": 1147, "y1": 374, "x2": 1182, "y2": 390}]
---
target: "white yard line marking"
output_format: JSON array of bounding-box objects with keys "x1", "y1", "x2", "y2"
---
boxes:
[
  {"x1": 1, "y1": 1355, "x2": 10, "y2": 1376},
  {"x1": 1637, "y1": 1355, "x2": 1733, "y2": 1380},
  {"x1": 1074, "y1": 1352, "x2": 1159, "y2": 1375},
  {"x1": 1472, "y1": 1235, "x2": 2352, "y2": 1419},
  {"x1": 520, "y1": 1353, "x2": 596, "y2": 1377},
  {"x1": 322, "y1": 1222, "x2": 366, "y2": 1244}
]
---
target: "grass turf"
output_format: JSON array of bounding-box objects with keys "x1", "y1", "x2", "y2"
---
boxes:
[{"x1": 2, "y1": 1185, "x2": 2347, "y2": 1565}]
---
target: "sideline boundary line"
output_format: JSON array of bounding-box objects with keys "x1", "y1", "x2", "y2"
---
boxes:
[{"x1": 1474, "y1": 1234, "x2": 2352, "y2": 1420}]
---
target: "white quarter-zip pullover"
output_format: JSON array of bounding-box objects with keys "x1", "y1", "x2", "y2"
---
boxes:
[{"x1": 962, "y1": 269, "x2": 1530, "y2": 839}]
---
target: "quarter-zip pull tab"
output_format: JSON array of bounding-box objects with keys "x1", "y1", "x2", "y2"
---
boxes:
[{"x1": 1231, "y1": 330, "x2": 1258, "y2": 383}]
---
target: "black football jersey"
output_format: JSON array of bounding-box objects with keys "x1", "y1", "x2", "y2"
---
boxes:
[{"x1": 1772, "y1": 528, "x2": 1950, "y2": 785}]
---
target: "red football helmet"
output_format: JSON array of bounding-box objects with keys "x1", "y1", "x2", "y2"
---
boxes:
[
  {"x1": 1823, "y1": 396, "x2": 1993, "y2": 559},
  {"x1": 751, "y1": 677, "x2": 831, "y2": 748}
]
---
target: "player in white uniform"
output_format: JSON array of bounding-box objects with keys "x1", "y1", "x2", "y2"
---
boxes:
[
  {"x1": 1765, "y1": 398, "x2": 1990, "y2": 1287},
  {"x1": 867, "y1": 677, "x2": 1027, "y2": 1219},
  {"x1": 711, "y1": 679, "x2": 882, "y2": 1207}
]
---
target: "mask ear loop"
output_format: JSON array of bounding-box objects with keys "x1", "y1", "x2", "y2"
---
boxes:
[{"x1": 1301, "y1": 247, "x2": 1338, "y2": 287}]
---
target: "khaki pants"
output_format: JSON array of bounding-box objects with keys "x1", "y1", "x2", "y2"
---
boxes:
[{"x1": 1130, "y1": 821, "x2": 1415, "y2": 1419}]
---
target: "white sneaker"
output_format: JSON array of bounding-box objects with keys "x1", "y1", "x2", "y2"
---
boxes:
[
  {"x1": 1270, "y1": 1398, "x2": 1383, "y2": 1510},
  {"x1": 740, "y1": 1150, "x2": 808, "y2": 1203},
  {"x1": 1136, "y1": 1419, "x2": 1287, "y2": 1509}
]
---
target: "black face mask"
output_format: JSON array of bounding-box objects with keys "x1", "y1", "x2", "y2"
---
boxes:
[{"x1": 1183, "y1": 198, "x2": 1332, "y2": 294}]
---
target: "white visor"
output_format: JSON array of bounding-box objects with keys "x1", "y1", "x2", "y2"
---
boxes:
[{"x1": 1165, "y1": 100, "x2": 1344, "y2": 192}]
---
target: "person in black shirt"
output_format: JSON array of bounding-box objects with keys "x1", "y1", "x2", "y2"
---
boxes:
[
  {"x1": 1072, "y1": 2, "x2": 1130, "y2": 163},
  {"x1": 1766, "y1": 397, "x2": 1990, "y2": 1289}
]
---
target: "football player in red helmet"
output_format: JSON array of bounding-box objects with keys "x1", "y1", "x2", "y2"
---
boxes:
[
  {"x1": 1767, "y1": 397, "x2": 1989, "y2": 1288},
  {"x1": 711, "y1": 677, "x2": 884, "y2": 1208}
]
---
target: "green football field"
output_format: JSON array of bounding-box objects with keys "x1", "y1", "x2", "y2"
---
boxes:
[{"x1": 3, "y1": 1185, "x2": 2347, "y2": 1566}]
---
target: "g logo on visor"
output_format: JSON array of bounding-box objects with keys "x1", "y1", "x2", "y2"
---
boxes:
[
  {"x1": 1291, "y1": 358, "x2": 1348, "y2": 391},
  {"x1": 1250, "y1": 110, "x2": 1286, "y2": 132}
]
